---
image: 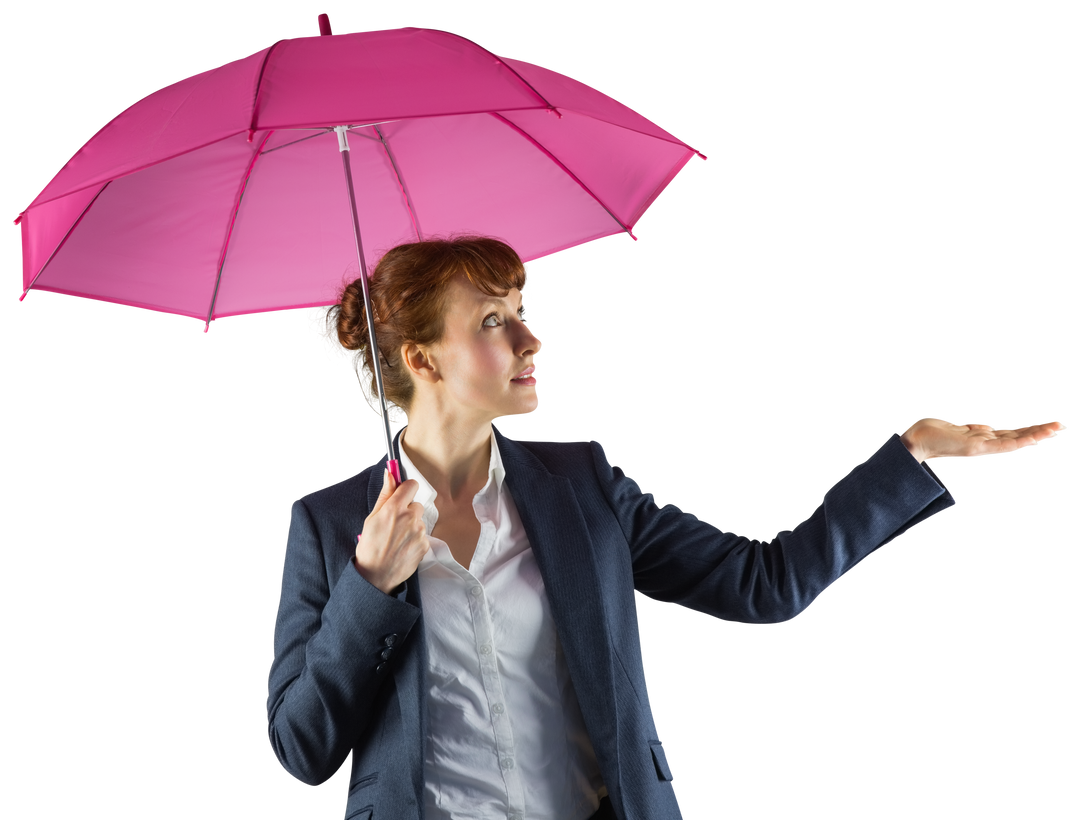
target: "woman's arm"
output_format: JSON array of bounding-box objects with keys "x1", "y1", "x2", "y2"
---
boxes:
[
  {"x1": 266, "y1": 497, "x2": 420, "y2": 785},
  {"x1": 592, "y1": 434, "x2": 955, "y2": 623}
]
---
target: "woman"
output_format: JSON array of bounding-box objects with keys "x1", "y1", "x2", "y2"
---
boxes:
[{"x1": 267, "y1": 237, "x2": 1061, "y2": 820}]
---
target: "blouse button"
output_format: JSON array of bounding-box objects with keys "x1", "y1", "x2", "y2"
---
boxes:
[
  {"x1": 479, "y1": 644, "x2": 492, "y2": 655},
  {"x1": 492, "y1": 703, "x2": 505, "y2": 715}
]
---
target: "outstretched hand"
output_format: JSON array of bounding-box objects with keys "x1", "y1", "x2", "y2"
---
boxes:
[{"x1": 900, "y1": 419, "x2": 1064, "y2": 462}]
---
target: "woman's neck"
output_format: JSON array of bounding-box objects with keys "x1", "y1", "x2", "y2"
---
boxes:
[{"x1": 399, "y1": 418, "x2": 492, "y2": 504}]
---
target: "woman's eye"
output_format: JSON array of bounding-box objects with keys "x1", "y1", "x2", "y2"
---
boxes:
[
  {"x1": 486, "y1": 306, "x2": 527, "y2": 326},
  {"x1": 483, "y1": 314, "x2": 499, "y2": 328}
]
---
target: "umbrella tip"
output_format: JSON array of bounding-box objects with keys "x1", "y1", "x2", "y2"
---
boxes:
[
  {"x1": 318, "y1": 14, "x2": 332, "y2": 36},
  {"x1": 19, "y1": 289, "x2": 28, "y2": 302},
  {"x1": 204, "y1": 320, "x2": 210, "y2": 333}
]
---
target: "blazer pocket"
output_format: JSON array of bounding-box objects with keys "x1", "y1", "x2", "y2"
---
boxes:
[
  {"x1": 649, "y1": 740, "x2": 673, "y2": 781},
  {"x1": 349, "y1": 777, "x2": 380, "y2": 795},
  {"x1": 345, "y1": 773, "x2": 380, "y2": 816}
]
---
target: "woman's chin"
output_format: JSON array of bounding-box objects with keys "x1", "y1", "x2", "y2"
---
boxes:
[{"x1": 501, "y1": 397, "x2": 544, "y2": 419}]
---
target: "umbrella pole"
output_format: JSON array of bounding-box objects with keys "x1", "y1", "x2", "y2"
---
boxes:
[{"x1": 335, "y1": 126, "x2": 403, "y2": 484}]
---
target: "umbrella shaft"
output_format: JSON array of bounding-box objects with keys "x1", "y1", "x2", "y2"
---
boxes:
[{"x1": 337, "y1": 127, "x2": 399, "y2": 476}]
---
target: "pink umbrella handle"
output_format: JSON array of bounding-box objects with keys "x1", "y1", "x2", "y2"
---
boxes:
[
  {"x1": 387, "y1": 459, "x2": 402, "y2": 485},
  {"x1": 361, "y1": 462, "x2": 403, "y2": 510}
]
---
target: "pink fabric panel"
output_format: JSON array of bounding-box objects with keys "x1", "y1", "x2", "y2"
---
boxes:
[{"x1": 20, "y1": 183, "x2": 102, "y2": 290}]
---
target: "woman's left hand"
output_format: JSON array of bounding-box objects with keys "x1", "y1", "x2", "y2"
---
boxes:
[{"x1": 900, "y1": 419, "x2": 1064, "y2": 462}]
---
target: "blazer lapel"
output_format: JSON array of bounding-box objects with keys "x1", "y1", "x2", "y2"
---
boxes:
[{"x1": 493, "y1": 428, "x2": 622, "y2": 778}]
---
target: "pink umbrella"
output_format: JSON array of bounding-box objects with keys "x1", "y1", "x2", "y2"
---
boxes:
[{"x1": 16, "y1": 14, "x2": 704, "y2": 477}]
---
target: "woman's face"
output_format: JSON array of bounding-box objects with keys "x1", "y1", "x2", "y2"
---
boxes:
[{"x1": 421, "y1": 275, "x2": 541, "y2": 422}]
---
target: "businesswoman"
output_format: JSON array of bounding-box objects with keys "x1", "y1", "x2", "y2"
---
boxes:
[{"x1": 267, "y1": 237, "x2": 1061, "y2": 820}]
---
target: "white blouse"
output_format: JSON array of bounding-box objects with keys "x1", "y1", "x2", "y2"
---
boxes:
[{"x1": 398, "y1": 429, "x2": 606, "y2": 820}]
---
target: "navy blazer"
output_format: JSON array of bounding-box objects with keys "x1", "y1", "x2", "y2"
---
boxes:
[{"x1": 268, "y1": 429, "x2": 954, "y2": 820}]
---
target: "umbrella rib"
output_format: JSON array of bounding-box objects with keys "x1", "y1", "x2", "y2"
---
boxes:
[
  {"x1": 20, "y1": 182, "x2": 111, "y2": 299},
  {"x1": 433, "y1": 29, "x2": 557, "y2": 113},
  {"x1": 256, "y1": 125, "x2": 422, "y2": 243},
  {"x1": 260, "y1": 131, "x2": 332, "y2": 155},
  {"x1": 488, "y1": 112, "x2": 636, "y2": 240},
  {"x1": 248, "y1": 41, "x2": 285, "y2": 140},
  {"x1": 204, "y1": 129, "x2": 274, "y2": 332},
  {"x1": 373, "y1": 125, "x2": 422, "y2": 242}
]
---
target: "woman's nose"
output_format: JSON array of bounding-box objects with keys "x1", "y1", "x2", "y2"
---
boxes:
[
  {"x1": 518, "y1": 319, "x2": 544, "y2": 347},
  {"x1": 517, "y1": 323, "x2": 541, "y2": 356}
]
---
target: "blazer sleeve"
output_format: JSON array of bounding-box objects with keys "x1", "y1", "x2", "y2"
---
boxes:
[
  {"x1": 592, "y1": 433, "x2": 955, "y2": 623},
  {"x1": 267, "y1": 497, "x2": 420, "y2": 785}
]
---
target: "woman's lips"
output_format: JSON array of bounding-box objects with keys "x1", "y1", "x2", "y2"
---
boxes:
[{"x1": 513, "y1": 366, "x2": 534, "y2": 379}]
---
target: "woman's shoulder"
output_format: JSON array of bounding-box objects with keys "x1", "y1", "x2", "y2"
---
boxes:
[
  {"x1": 496, "y1": 432, "x2": 610, "y2": 479},
  {"x1": 295, "y1": 462, "x2": 383, "y2": 516}
]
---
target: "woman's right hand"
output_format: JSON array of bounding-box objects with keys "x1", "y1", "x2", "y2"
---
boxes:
[{"x1": 354, "y1": 469, "x2": 428, "y2": 594}]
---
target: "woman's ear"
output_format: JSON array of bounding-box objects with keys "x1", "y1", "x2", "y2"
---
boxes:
[{"x1": 401, "y1": 345, "x2": 438, "y2": 386}]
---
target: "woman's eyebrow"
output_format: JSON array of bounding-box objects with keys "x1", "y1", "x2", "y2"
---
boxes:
[{"x1": 476, "y1": 295, "x2": 524, "y2": 312}]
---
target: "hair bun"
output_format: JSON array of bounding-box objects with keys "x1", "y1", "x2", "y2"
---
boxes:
[{"x1": 336, "y1": 281, "x2": 369, "y2": 351}]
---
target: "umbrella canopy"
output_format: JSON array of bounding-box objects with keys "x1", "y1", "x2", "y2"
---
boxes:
[{"x1": 17, "y1": 23, "x2": 704, "y2": 326}]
